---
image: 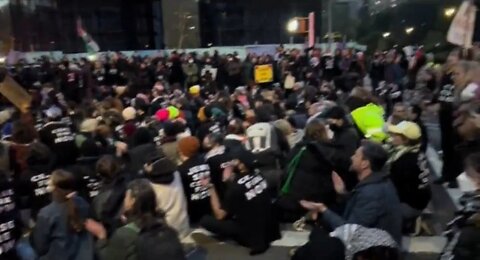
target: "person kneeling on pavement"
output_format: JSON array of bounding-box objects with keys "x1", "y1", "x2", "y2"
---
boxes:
[
  {"x1": 196, "y1": 151, "x2": 281, "y2": 255},
  {"x1": 386, "y1": 121, "x2": 431, "y2": 234},
  {"x1": 86, "y1": 179, "x2": 186, "y2": 260},
  {"x1": 300, "y1": 141, "x2": 402, "y2": 244}
]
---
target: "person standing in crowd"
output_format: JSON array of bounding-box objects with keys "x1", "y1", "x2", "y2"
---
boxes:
[
  {"x1": 386, "y1": 121, "x2": 431, "y2": 233},
  {"x1": 369, "y1": 52, "x2": 385, "y2": 92},
  {"x1": 196, "y1": 151, "x2": 281, "y2": 255},
  {"x1": 31, "y1": 170, "x2": 94, "y2": 260},
  {"x1": 86, "y1": 179, "x2": 186, "y2": 260},
  {"x1": 300, "y1": 141, "x2": 402, "y2": 244},
  {"x1": 177, "y1": 136, "x2": 212, "y2": 225},
  {"x1": 435, "y1": 49, "x2": 462, "y2": 187},
  {"x1": 440, "y1": 153, "x2": 480, "y2": 260},
  {"x1": 38, "y1": 106, "x2": 78, "y2": 167}
]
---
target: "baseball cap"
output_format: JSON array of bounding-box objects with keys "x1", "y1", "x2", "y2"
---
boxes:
[
  {"x1": 80, "y1": 118, "x2": 98, "y2": 133},
  {"x1": 388, "y1": 121, "x2": 421, "y2": 140},
  {"x1": 189, "y1": 85, "x2": 201, "y2": 95},
  {"x1": 44, "y1": 106, "x2": 62, "y2": 119}
]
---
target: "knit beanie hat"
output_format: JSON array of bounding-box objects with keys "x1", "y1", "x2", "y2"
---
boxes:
[
  {"x1": 167, "y1": 106, "x2": 180, "y2": 120},
  {"x1": 177, "y1": 136, "x2": 200, "y2": 158},
  {"x1": 122, "y1": 107, "x2": 136, "y2": 121},
  {"x1": 155, "y1": 108, "x2": 170, "y2": 122}
]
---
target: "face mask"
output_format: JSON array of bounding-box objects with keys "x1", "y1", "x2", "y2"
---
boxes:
[
  {"x1": 188, "y1": 59, "x2": 194, "y2": 64},
  {"x1": 329, "y1": 124, "x2": 341, "y2": 132},
  {"x1": 458, "y1": 172, "x2": 478, "y2": 193}
]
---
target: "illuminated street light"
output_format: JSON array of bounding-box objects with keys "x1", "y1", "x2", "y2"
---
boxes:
[
  {"x1": 444, "y1": 7, "x2": 456, "y2": 18},
  {"x1": 405, "y1": 27, "x2": 414, "y2": 34},
  {"x1": 382, "y1": 32, "x2": 391, "y2": 38},
  {"x1": 287, "y1": 19, "x2": 299, "y2": 32}
]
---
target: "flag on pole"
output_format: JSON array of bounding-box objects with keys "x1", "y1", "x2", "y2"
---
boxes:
[
  {"x1": 77, "y1": 18, "x2": 100, "y2": 53},
  {"x1": 308, "y1": 12, "x2": 315, "y2": 48},
  {"x1": 447, "y1": 0, "x2": 477, "y2": 48}
]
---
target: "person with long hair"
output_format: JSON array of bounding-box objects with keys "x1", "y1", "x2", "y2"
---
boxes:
[
  {"x1": 277, "y1": 119, "x2": 347, "y2": 221},
  {"x1": 86, "y1": 179, "x2": 185, "y2": 260},
  {"x1": 31, "y1": 170, "x2": 94, "y2": 260}
]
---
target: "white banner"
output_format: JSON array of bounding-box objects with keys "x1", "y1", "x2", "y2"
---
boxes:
[{"x1": 447, "y1": 0, "x2": 477, "y2": 48}]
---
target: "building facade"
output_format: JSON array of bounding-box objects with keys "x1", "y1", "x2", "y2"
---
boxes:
[
  {"x1": 198, "y1": 0, "x2": 322, "y2": 47},
  {"x1": 2, "y1": 0, "x2": 164, "y2": 53}
]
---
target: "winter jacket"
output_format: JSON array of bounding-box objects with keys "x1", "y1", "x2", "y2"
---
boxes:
[
  {"x1": 31, "y1": 196, "x2": 95, "y2": 260},
  {"x1": 388, "y1": 146, "x2": 431, "y2": 211},
  {"x1": 128, "y1": 143, "x2": 163, "y2": 175},
  {"x1": 322, "y1": 170, "x2": 402, "y2": 244},
  {"x1": 92, "y1": 174, "x2": 130, "y2": 236},
  {"x1": 147, "y1": 165, "x2": 190, "y2": 240},
  {"x1": 279, "y1": 141, "x2": 338, "y2": 215},
  {"x1": 161, "y1": 140, "x2": 180, "y2": 166},
  {"x1": 441, "y1": 191, "x2": 480, "y2": 260},
  {"x1": 97, "y1": 220, "x2": 185, "y2": 260},
  {"x1": 330, "y1": 123, "x2": 360, "y2": 158}
]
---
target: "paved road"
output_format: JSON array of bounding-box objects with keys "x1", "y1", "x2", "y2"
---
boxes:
[{"x1": 186, "y1": 109, "x2": 451, "y2": 260}]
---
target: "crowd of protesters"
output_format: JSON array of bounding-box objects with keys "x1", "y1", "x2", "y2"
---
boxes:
[{"x1": 0, "y1": 44, "x2": 477, "y2": 260}]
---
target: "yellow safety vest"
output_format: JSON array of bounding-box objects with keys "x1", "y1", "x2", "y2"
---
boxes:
[{"x1": 351, "y1": 103, "x2": 387, "y2": 143}]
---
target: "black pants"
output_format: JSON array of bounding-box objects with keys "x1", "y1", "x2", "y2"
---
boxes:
[
  {"x1": 439, "y1": 105, "x2": 462, "y2": 182},
  {"x1": 200, "y1": 216, "x2": 241, "y2": 241}
]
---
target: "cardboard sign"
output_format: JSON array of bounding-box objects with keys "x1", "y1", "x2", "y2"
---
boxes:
[
  {"x1": 447, "y1": 1, "x2": 477, "y2": 48},
  {"x1": 0, "y1": 75, "x2": 32, "y2": 113},
  {"x1": 254, "y1": 64, "x2": 274, "y2": 84},
  {"x1": 201, "y1": 66, "x2": 218, "y2": 80}
]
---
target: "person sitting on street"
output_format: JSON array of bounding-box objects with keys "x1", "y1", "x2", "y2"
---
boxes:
[
  {"x1": 86, "y1": 179, "x2": 186, "y2": 260},
  {"x1": 196, "y1": 151, "x2": 281, "y2": 255},
  {"x1": 386, "y1": 121, "x2": 431, "y2": 233},
  {"x1": 300, "y1": 141, "x2": 402, "y2": 244}
]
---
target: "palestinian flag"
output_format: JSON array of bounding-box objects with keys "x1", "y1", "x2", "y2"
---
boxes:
[{"x1": 77, "y1": 18, "x2": 100, "y2": 53}]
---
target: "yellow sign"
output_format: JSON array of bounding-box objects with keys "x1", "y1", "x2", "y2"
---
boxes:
[{"x1": 254, "y1": 64, "x2": 273, "y2": 84}]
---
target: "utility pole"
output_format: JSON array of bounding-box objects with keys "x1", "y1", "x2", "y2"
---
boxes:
[{"x1": 328, "y1": 0, "x2": 333, "y2": 48}]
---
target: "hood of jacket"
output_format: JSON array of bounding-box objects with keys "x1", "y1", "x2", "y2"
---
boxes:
[{"x1": 147, "y1": 156, "x2": 177, "y2": 185}]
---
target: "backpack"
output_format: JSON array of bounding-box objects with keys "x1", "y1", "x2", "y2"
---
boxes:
[
  {"x1": 280, "y1": 146, "x2": 307, "y2": 195},
  {"x1": 126, "y1": 222, "x2": 186, "y2": 260},
  {"x1": 245, "y1": 122, "x2": 280, "y2": 155}
]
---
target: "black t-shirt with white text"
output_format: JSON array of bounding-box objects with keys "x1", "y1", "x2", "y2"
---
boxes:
[
  {"x1": 38, "y1": 122, "x2": 78, "y2": 166},
  {"x1": 222, "y1": 171, "x2": 278, "y2": 251},
  {"x1": 16, "y1": 164, "x2": 52, "y2": 220},
  {"x1": 0, "y1": 176, "x2": 20, "y2": 260},
  {"x1": 178, "y1": 155, "x2": 212, "y2": 224},
  {"x1": 205, "y1": 146, "x2": 233, "y2": 200}
]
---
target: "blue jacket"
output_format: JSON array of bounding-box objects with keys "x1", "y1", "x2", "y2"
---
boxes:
[
  {"x1": 322, "y1": 171, "x2": 402, "y2": 244},
  {"x1": 31, "y1": 196, "x2": 95, "y2": 260}
]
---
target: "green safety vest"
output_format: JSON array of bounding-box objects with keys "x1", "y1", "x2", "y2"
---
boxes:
[{"x1": 351, "y1": 103, "x2": 387, "y2": 143}]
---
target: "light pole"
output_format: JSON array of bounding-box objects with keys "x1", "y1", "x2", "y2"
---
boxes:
[
  {"x1": 444, "y1": 7, "x2": 456, "y2": 18},
  {"x1": 327, "y1": 0, "x2": 333, "y2": 47}
]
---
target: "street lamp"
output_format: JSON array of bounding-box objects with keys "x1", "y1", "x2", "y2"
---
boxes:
[
  {"x1": 382, "y1": 32, "x2": 391, "y2": 38},
  {"x1": 287, "y1": 19, "x2": 299, "y2": 32},
  {"x1": 405, "y1": 27, "x2": 414, "y2": 34},
  {"x1": 444, "y1": 7, "x2": 456, "y2": 18}
]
